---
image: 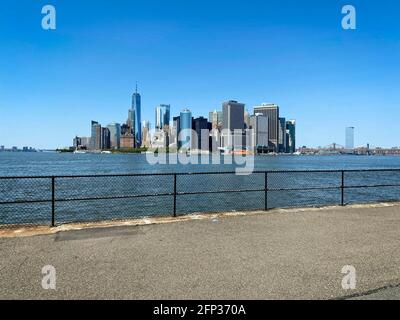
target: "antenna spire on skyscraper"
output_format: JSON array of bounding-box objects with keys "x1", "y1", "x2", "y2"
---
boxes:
[{"x1": 135, "y1": 81, "x2": 138, "y2": 94}]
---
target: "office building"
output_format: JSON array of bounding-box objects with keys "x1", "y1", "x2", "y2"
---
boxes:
[
  {"x1": 222, "y1": 100, "x2": 245, "y2": 149},
  {"x1": 346, "y1": 127, "x2": 355, "y2": 149},
  {"x1": 244, "y1": 110, "x2": 251, "y2": 129},
  {"x1": 278, "y1": 117, "x2": 287, "y2": 153},
  {"x1": 120, "y1": 135, "x2": 135, "y2": 149},
  {"x1": 250, "y1": 113, "x2": 269, "y2": 152},
  {"x1": 107, "y1": 122, "x2": 121, "y2": 149},
  {"x1": 179, "y1": 108, "x2": 192, "y2": 149},
  {"x1": 286, "y1": 120, "x2": 296, "y2": 153},
  {"x1": 101, "y1": 127, "x2": 111, "y2": 150},
  {"x1": 132, "y1": 84, "x2": 142, "y2": 147},
  {"x1": 155, "y1": 104, "x2": 171, "y2": 131},
  {"x1": 141, "y1": 121, "x2": 151, "y2": 147},
  {"x1": 90, "y1": 121, "x2": 102, "y2": 150},
  {"x1": 209, "y1": 110, "x2": 223, "y2": 130},
  {"x1": 254, "y1": 103, "x2": 279, "y2": 152},
  {"x1": 192, "y1": 117, "x2": 210, "y2": 151}
]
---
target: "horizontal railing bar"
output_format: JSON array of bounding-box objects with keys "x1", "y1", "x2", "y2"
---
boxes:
[
  {"x1": 267, "y1": 186, "x2": 340, "y2": 191},
  {"x1": 177, "y1": 189, "x2": 266, "y2": 196},
  {"x1": 344, "y1": 184, "x2": 400, "y2": 189},
  {"x1": 54, "y1": 193, "x2": 174, "y2": 203},
  {"x1": 0, "y1": 199, "x2": 52, "y2": 205}
]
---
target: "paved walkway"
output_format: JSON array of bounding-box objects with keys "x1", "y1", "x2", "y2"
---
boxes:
[{"x1": 1, "y1": 203, "x2": 400, "y2": 299}]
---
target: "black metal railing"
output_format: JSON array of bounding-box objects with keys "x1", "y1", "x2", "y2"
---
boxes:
[{"x1": 1, "y1": 169, "x2": 400, "y2": 228}]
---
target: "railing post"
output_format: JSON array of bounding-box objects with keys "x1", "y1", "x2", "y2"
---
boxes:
[
  {"x1": 173, "y1": 174, "x2": 177, "y2": 217},
  {"x1": 51, "y1": 176, "x2": 55, "y2": 227},
  {"x1": 341, "y1": 170, "x2": 345, "y2": 206},
  {"x1": 264, "y1": 172, "x2": 268, "y2": 211}
]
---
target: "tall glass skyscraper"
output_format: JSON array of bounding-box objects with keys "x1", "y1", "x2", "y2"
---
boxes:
[
  {"x1": 346, "y1": 127, "x2": 355, "y2": 149},
  {"x1": 254, "y1": 103, "x2": 279, "y2": 152},
  {"x1": 155, "y1": 104, "x2": 171, "y2": 130},
  {"x1": 132, "y1": 84, "x2": 142, "y2": 147},
  {"x1": 179, "y1": 108, "x2": 192, "y2": 149},
  {"x1": 107, "y1": 122, "x2": 121, "y2": 149}
]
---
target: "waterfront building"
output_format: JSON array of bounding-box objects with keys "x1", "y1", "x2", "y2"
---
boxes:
[
  {"x1": 346, "y1": 127, "x2": 355, "y2": 149},
  {"x1": 155, "y1": 104, "x2": 171, "y2": 131},
  {"x1": 107, "y1": 122, "x2": 121, "y2": 149},
  {"x1": 192, "y1": 116, "x2": 210, "y2": 151},
  {"x1": 244, "y1": 110, "x2": 251, "y2": 129},
  {"x1": 90, "y1": 121, "x2": 102, "y2": 150},
  {"x1": 179, "y1": 108, "x2": 192, "y2": 150},
  {"x1": 120, "y1": 135, "x2": 135, "y2": 149},
  {"x1": 286, "y1": 120, "x2": 296, "y2": 153},
  {"x1": 141, "y1": 120, "x2": 151, "y2": 147},
  {"x1": 132, "y1": 84, "x2": 142, "y2": 147},
  {"x1": 171, "y1": 116, "x2": 181, "y2": 148},
  {"x1": 209, "y1": 110, "x2": 223, "y2": 130},
  {"x1": 250, "y1": 113, "x2": 269, "y2": 152},
  {"x1": 278, "y1": 117, "x2": 287, "y2": 153},
  {"x1": 254, "y1": 103, "x2": 279, "y2": 152},
  {"x1": 101, "y1": 127, "x2": 111, "y2": 150},
  {"x1": 222, "y1": 100, "x2": 245, "y2": 150}
]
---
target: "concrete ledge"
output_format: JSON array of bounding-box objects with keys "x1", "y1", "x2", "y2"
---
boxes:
[{"x1": 1, "y1": 201, "x2": 400, "y2": 239}]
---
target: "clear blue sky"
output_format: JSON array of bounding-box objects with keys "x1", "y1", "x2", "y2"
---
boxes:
[{"x1": 0, "y1": 0, "x2": 399, "y2": 149}]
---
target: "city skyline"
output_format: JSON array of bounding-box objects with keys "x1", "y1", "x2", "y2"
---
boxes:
[{"x1": 1, "y1": 0, "x2": 400, "y2": 149}]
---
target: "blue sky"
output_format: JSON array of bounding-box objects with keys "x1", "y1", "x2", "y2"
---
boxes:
[{"x1": 0, "y1": 0, "x2": 399, "y2": 149}]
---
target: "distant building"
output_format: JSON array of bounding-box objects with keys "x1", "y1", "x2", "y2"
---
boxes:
[
  {"x1": 107, "y1": 122, "x2": 121, "y2": 149},
  {"x1": 179, "y1": 109, "x2": 192, "y2": 149},
  {"x1": 244, "y1": 110, "x2": 251, "y2": 129},
  {"x1": 192, "y1": 117, "x2": 210, "y2": 151},
  {"x1": 0, "y1": 146, "x2": 4, "y2": 152},
  {"x1": 250, "y1": 113, "x2": 269, "y2": 152},
  {"x1": 101, "y1": 127, "x2": 111, "y2": 150},
  {"x1": 120, "y1": 135, "x2": 135, "y2": 149},
  {"x1": 132, "y1": 84, "x2": 142, "y2": 147},
  {"x1": 209, "y1": 110, "x2": 223, "y2": 130},
  {"x1": 254, "y1": 103, "x2": 279, "y2": 152},
  {"x1": 90, "y1": 121, "x2": 102, "y2": 150},
  {"x1": 155, "y1": 104, "x2": 171, "y2": 131},
  {"x1": 128, "y1": 109, "x2": 135, "y2": 134},
  {"x1": 286, "y1": 120, "x2": 296, "y2": 153},
  {"x1": 346, "y1": 127, "x2": 355, "y2": 149},
  {"x1": 278, "y1": 117, "x2": 287, "y2": 153},
  {"x1": 171, "y1": 116, "x2": 181, "y2": 148},
  {"x1": 222, "y1": 100, "x2": 245, "y2": 149},
  {"x1": 141, "y1": 121, "x2": 151, "y2": 147}
]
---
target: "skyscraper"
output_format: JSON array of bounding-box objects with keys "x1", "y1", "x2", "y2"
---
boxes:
[
  {"x1": 107, "y1": 122, "x2": 121, "y2": 149},
  {"x1": 192, "y1": 116, "x2": 209, "y2": 151},
  {"x1": 179, "y1": 108, "x2": 192, "y2": 149},
  {"x1": 90, "y1": 121, "x2": 102, "y2": 150},
  {"x1": 132, "y1": 83, "x2": 142, "y2": 147},
  {"x1": 254, "y1": 103, "x2": 279, "y2": 152},
  {"x1": 286, "y1": 120, "x2": 296, "y2": 153},
  {"x1": 141, "y1": 120, "x2": 151, "y2": 147},
  {"x1": 163, "y1": 105, "x2": 170, "y2": 128},
  {"x1": 346, "y1": 127, "x2": 355, "y2": 149},
  {"x1": 209, "y1": 110, "x2": 223, "y2": 130},
  {"x1": 155, "y1": 104, "x2": 171, "y2": 130},
  {"x1": 278, "y1": 117, "x2": 287, "y2": 153},
  {"x1": 250, "y1": 113, "x2": 269, "y2": 152},
  {"x1": 222, "y1": 100, "x2": 245, "y2": 149},
  {"x1": 101, "y1": 127, "x2": 111, "y2": 150}
]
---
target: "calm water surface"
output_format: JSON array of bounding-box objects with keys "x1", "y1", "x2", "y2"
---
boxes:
[{"x1": 1, "y1": 152, "x2": 400, "y2": 176}]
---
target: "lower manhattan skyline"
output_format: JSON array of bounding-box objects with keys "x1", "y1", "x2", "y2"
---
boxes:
[{"x1": 1, "y1": 0, "x2": 400, "y2": 149}]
